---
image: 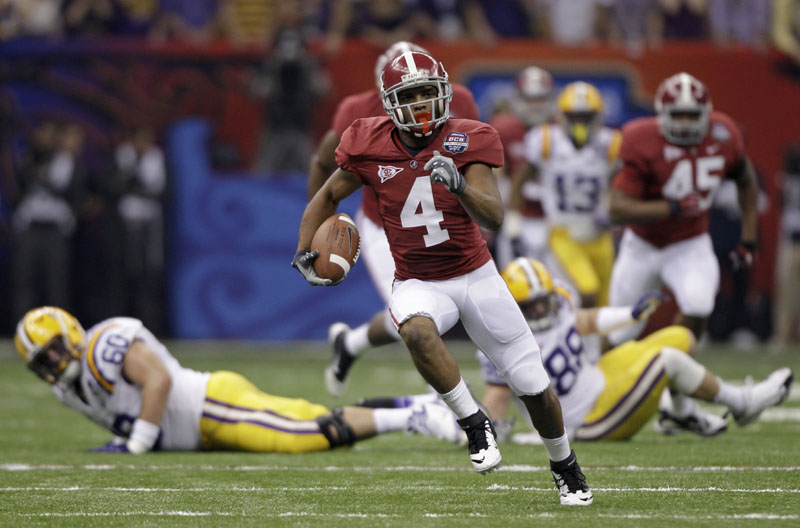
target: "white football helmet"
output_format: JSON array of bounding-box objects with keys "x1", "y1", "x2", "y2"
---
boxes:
[
  {"x1": 502, "y1": 257, "x2": 559, "y2": 332},
  {"x1": 15, "y1": 306, "x2": 86, "y2": 386},
  {"x1": 654, "y1": 72, "x2": 712, "y2": 146}
]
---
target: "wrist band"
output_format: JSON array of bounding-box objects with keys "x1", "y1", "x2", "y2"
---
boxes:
[
  {"x1": 504, "y1": 210, "x2": 523, "y2": 238},
  {"x1": 595, "y1": 306, "x2": 636, "y2": 334},
  {"x1": 127, "y1": 419, "x2": 159, "y2": 454}
]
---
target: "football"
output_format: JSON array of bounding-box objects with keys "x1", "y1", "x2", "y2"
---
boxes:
[{"x1": 310, "y1": 213, "x2": 360, "y2": 282}]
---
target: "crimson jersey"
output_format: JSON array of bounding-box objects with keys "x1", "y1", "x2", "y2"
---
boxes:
[
  {"x1": 332, "y1": 84, "x2": 480, "y2": 226},
  {"x1": 489, "y1": 112, "x2": 544, "y2": 218},
  {"x1": 612, "y1": 111, "x2": 746, "y2": 247},
  {"x1": 336, "y1": 116, "x2": 503, "y2": 281}
]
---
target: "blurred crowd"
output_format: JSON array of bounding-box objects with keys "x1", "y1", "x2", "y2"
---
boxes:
[{"x1": 0, "y1": 0, "x2": 796, "y2": 59}]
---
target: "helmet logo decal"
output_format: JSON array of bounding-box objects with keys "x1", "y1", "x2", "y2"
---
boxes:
[
  {"x1": 378, "y1": 165, "x2": 403, "y2": 183},
  {"x1": 443, "y1": 132, "x2": 469, "y2": 154}
]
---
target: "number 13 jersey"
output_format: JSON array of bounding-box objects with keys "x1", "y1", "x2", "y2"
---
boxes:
[{"x1": 336, "y1": 116, "x2": 504, "y2": 281}]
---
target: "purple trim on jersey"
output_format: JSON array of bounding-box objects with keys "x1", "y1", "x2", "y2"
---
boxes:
[
  {"x1": 89, "y1": 327, "x2": 118, "y2": 393},
  {"x1": 204, "y1": 396, "x2": 293, "y2": 421},
  {"x1": 581, "y1": 355, "x2": 665, "y2": 438},
  {"x1": 201, "y1": 412, "x2": 322, "y2": 435}
]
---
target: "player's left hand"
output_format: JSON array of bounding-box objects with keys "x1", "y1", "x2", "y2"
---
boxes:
[
  {"x1": 425, "y1": 151, "x2": 465, "y2": 194},
  {"x1": 89, "y1": 438, "x2": 131, "y2": 453},
  {"x1": 631, "y1": 291, "x2": 669, "y2": 320},
  {"x1": 730, "y1": 242, "x2": 756, "y2": 271}
]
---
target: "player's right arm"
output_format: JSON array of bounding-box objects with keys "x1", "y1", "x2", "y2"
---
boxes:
[
  {"x1": 307, "y1": 129, "x2": 341, "y2": 200},
  {"x1": 608, "y1": 187, "x2": 674, "y2": 224},
  {"x1": 297, "y1": 168, "x2": 362, "y2": 252}
]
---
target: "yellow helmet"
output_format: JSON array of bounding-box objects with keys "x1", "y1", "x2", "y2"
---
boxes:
[
  {"x1": 15, "y1": 306, "x2": 86, "y2": 385},
  {"x1": 501, "y1": 257, "x2": 558, "y2": 331},
  {"x1": 556, "y1": 81, "x2": 604, "y2": 148}
]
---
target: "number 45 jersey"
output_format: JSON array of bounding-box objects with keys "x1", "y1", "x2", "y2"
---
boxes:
[
  {"x1": 51, "y1": 317, "x2": 210, "y2": 450},
  {"x1": 612, "y1": 111, "x2": 746, "y2": 248},
  {"x1": 522, "y1": 124, "x2": 621, "y2": 242},
  {"x1": 336, "y1": 116, "x2": 504, "y2": 281}
]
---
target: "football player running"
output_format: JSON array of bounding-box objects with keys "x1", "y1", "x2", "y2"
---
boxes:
[
  {"x1": 607, "y1": 72, "x2": 759, "y2": 344},
  {"x1": 294, "y1": 51, "x2": 592, "y2": 506},
  {"x1": 15, "y1": 307, "x2": 467, "y2": 454},
  {"x1": 490, "y1": 65, "x2": 556, "y2": 269},
  {"x1": 509, "y1": 81, "x2": 621, "y2": 308},
  {"x1": 306, "y1": 41, "x2": 481, "y2": 399},
  {"x1": 477, "y1": 258, "x2": 793, "y2": 442}
]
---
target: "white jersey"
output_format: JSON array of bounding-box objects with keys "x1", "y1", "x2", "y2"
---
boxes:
[
  {"x1": 51, "y1": 317, "x2": 210, "y2": 450},
  {"x1": 478, "y1": 282, "x2": 605, "y2": 433},
  {"x1": 522, "y1": 124, "x2": 621, "y2": 241}
]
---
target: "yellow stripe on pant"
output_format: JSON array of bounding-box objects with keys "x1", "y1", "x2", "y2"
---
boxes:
[
  {"x1": 576, "y1": 326, "x2": 693, "y2": 441},
  {"x1": 200, "y1": 371, "x2": 332, "y2": 453},
  {"x1": 549, "y1": 226, "x2": 614, "y2": 305}
]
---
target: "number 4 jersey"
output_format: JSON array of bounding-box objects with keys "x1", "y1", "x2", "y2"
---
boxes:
[
  {"x1": 612, "y1": 111, "x2": 746, "y2": 248},
  {"x1": 336, "y1": 116, "x2": 504, "y2": 281},
  {"x1": 51, "y1": 317, "x2": 210, "y2": 450}
]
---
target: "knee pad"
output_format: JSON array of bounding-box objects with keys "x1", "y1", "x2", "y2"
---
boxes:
[
  {"x1": 502, "y1": 346, "x2": 551, "y2": 397},
  {"x1": 660, "y1": 346, "x2": 706, "y2": 395},
  {"x1": 315, "y1": 408, "x2": 357, "y2": 448}
]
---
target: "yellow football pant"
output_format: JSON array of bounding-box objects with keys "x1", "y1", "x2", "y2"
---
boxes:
[
  {"x1": 549, "y1": 226, "x2": 615, "y2": 306},
  {"x1": 576, "y1": 326, "x2": 693, "y2": 441},
  {"x1": 200, "y1": 371, "x2": 331, "y2": 453}
]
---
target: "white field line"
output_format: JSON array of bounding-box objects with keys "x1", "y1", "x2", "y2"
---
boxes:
[
  {"x1": 12, "y1": 512, "x2": 799, "y2": 521},
  {"x1": 2, "y1": 485, "x2": 799, "y2": 494},
  {"x1": 2, "y1": 463, "x2": 799, "y2": 472}
]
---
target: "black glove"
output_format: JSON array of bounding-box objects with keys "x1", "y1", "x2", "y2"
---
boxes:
[
  {"x1": 292, "y1": 250, "x2": 333, "y2": 286},
  {"x1": 730, "y1": 241, "x2": 756, "y2": 271}
]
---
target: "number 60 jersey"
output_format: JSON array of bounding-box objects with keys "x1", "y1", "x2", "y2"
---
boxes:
[
  {"x1": 51, "y1": 317, "x2": 210, "y2": 450},
  {"x1": 612, "y1": 111, "x2": 746, "y2": 248},
  {"x1": 336, "y1": 116, "x2": 504, "y2": 282}
]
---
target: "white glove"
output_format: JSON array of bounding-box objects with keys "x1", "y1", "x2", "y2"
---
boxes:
[{"x1": 425, "y1": 151, "x2": 465, "y2": 194}]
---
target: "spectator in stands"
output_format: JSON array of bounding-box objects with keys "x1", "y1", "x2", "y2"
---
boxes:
[
  {"x1": 11, "y1": 120, "x2": 86, "y2": 322},
  {"x1": 607, "y1": 0, "x2": 663, "y2": 56},
  {"x1": 707, "y1": 0, "x2": 770, "y2": 50},
  {"x1": 658, "y1": 0, "x2": 709, "y2": 40},
  {"x1": 774, "y1": 144, "x2": 800, "y2": 346},
  {"x1": 415, "y1": 0, "x2": 492, "y2": 44},
  {"x1": 116, "y1": 0, "x2": 158, "y2": 37},
  {"x1": 536, "y1": 0, "x2": 614, "y2": 47},
  {"x1": 1, "y1": 0, "x2": 62, "y2": 39},
  {"x1": 62, "y1": 0, "x2": 124, "y2": 38},
  {"x1": 148, "y1": 0, "x2": 222, "y2": 44},
  {"x1": 772, "y1": 0, "x2": 800, "y2": 66},
  {"x1": 322, "y1": 0, "x2": 431, "y2": 53}
]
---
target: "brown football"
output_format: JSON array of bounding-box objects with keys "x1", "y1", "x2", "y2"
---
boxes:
[{"x1": 311, "y1": 213, "x2": 361, "y2": 282}]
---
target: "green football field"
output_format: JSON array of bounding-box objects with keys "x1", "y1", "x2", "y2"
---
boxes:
[{"x1": 1, "y1": 339, "x2": 798, "y2": 527}]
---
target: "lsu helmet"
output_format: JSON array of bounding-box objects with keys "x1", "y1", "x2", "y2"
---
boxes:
[
  {"x1": 556, "y1": 81, "x2": 604, "y2": 148},
  {"x1": 374, "y1": 41, "x2": 428, "y2": 89},
  {"x1": 381, "y1": 51, "x2": 452, "y2": 137},
  {"x1": 512, "y1": 66, "x2": 555, "y2": 128},
  {"x1": 15, "y1": 306, "x2": 86, "y2": 385},
  {"x1": 654, "y1": 72, "x2": 712, "y2": 146},
  {"x1": 502, "y1": 257, "x2": 559, "y2": 331}
]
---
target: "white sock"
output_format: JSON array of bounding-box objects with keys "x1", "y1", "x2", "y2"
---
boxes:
[
  {"x1": 713, "y1": 378, "x2": 746, "y2": 414},
  {"x1": 670, "y1": 390, "x2": 698, "y2": 418},
  {"x1": 373, "y1": 408, "x2": 413, "y2": 434},
  {"x1": 440, "y1": 378, "x2": 479, "y2": 419},
  {"x1": 541, "y1": 432, "x2": 571, "y2": 463},
  {"x1": 344, "y1": 324, "x2": 370, "y2": 356}
]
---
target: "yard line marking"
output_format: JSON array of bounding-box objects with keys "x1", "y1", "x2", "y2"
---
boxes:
[
  {"x1": 16, "y1": 511, "x2": 236, "y2": 517},
  {"x1": 485, "y1": 484, "x2": 800, "y2": 493},
  {"x1": 2, "y1": 463, "x2": 799, "y2": 472}
]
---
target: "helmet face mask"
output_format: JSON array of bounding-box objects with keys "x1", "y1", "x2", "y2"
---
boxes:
[
  {"x1": 501, "y1": 257, "x2": 559, "y2": 332},
  {"x1": 654, "y1": 72, "x2": 712, "y2": 146},
  {"x1": 557, "y1": 82, "x2": 604, "y2": 148},
  {"x1": 381, "y1": 51, "x2": 452, "y2": 137},
  {"x1": 15, "y1": 306, "x2": 85, "y2": 386}
]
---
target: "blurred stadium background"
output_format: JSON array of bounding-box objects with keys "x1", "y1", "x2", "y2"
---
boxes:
[{"x1": 0, "y1": 0, "x2": 799, "y2": 344}]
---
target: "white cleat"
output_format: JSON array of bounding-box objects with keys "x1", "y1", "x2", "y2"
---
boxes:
[
  {"x1": 730, "y1": 368, "x2": 793, "y2": 427},
  {"x1": 324, "y1": 323, "x2": 353, "y2": 397},
  {"x1": 653, "y1": 407, "x2": 728, "y2": 437},
  {"x1": 406, "y1": 402, "x2": 467, "y2": 446},
  {"x1": 458, "y1": 411, "x2": 502, "y2": 474}
]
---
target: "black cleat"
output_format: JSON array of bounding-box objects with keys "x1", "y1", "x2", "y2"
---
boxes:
[
  {"x1": 550, "y1": 450, "x2": 593, "y2": 506},
  {"x1": 457, "y1": 410, "x2": 502, "y2": 474}
]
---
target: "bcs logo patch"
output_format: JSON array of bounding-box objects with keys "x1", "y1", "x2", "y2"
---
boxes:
[
  {"x1": 378, "y1": 165, "x2": 403, "y2": 183},
  {"x1": 443, "y1": 132, "x2": 469, "y2": 154}
]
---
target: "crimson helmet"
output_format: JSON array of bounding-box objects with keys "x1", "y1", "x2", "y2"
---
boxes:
[
  {"x1": 374, "y1": 41, "x2": 428, "y2": 89},
  {"x1": 512, "y1": 66, "x2": 555, "y2": 127},
  {"x1": 654, "y1": 72, "x2": 712, "y2": 146},
  {"x1": 381, "y1": 51, "x2": 452, "y2": 137}
]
